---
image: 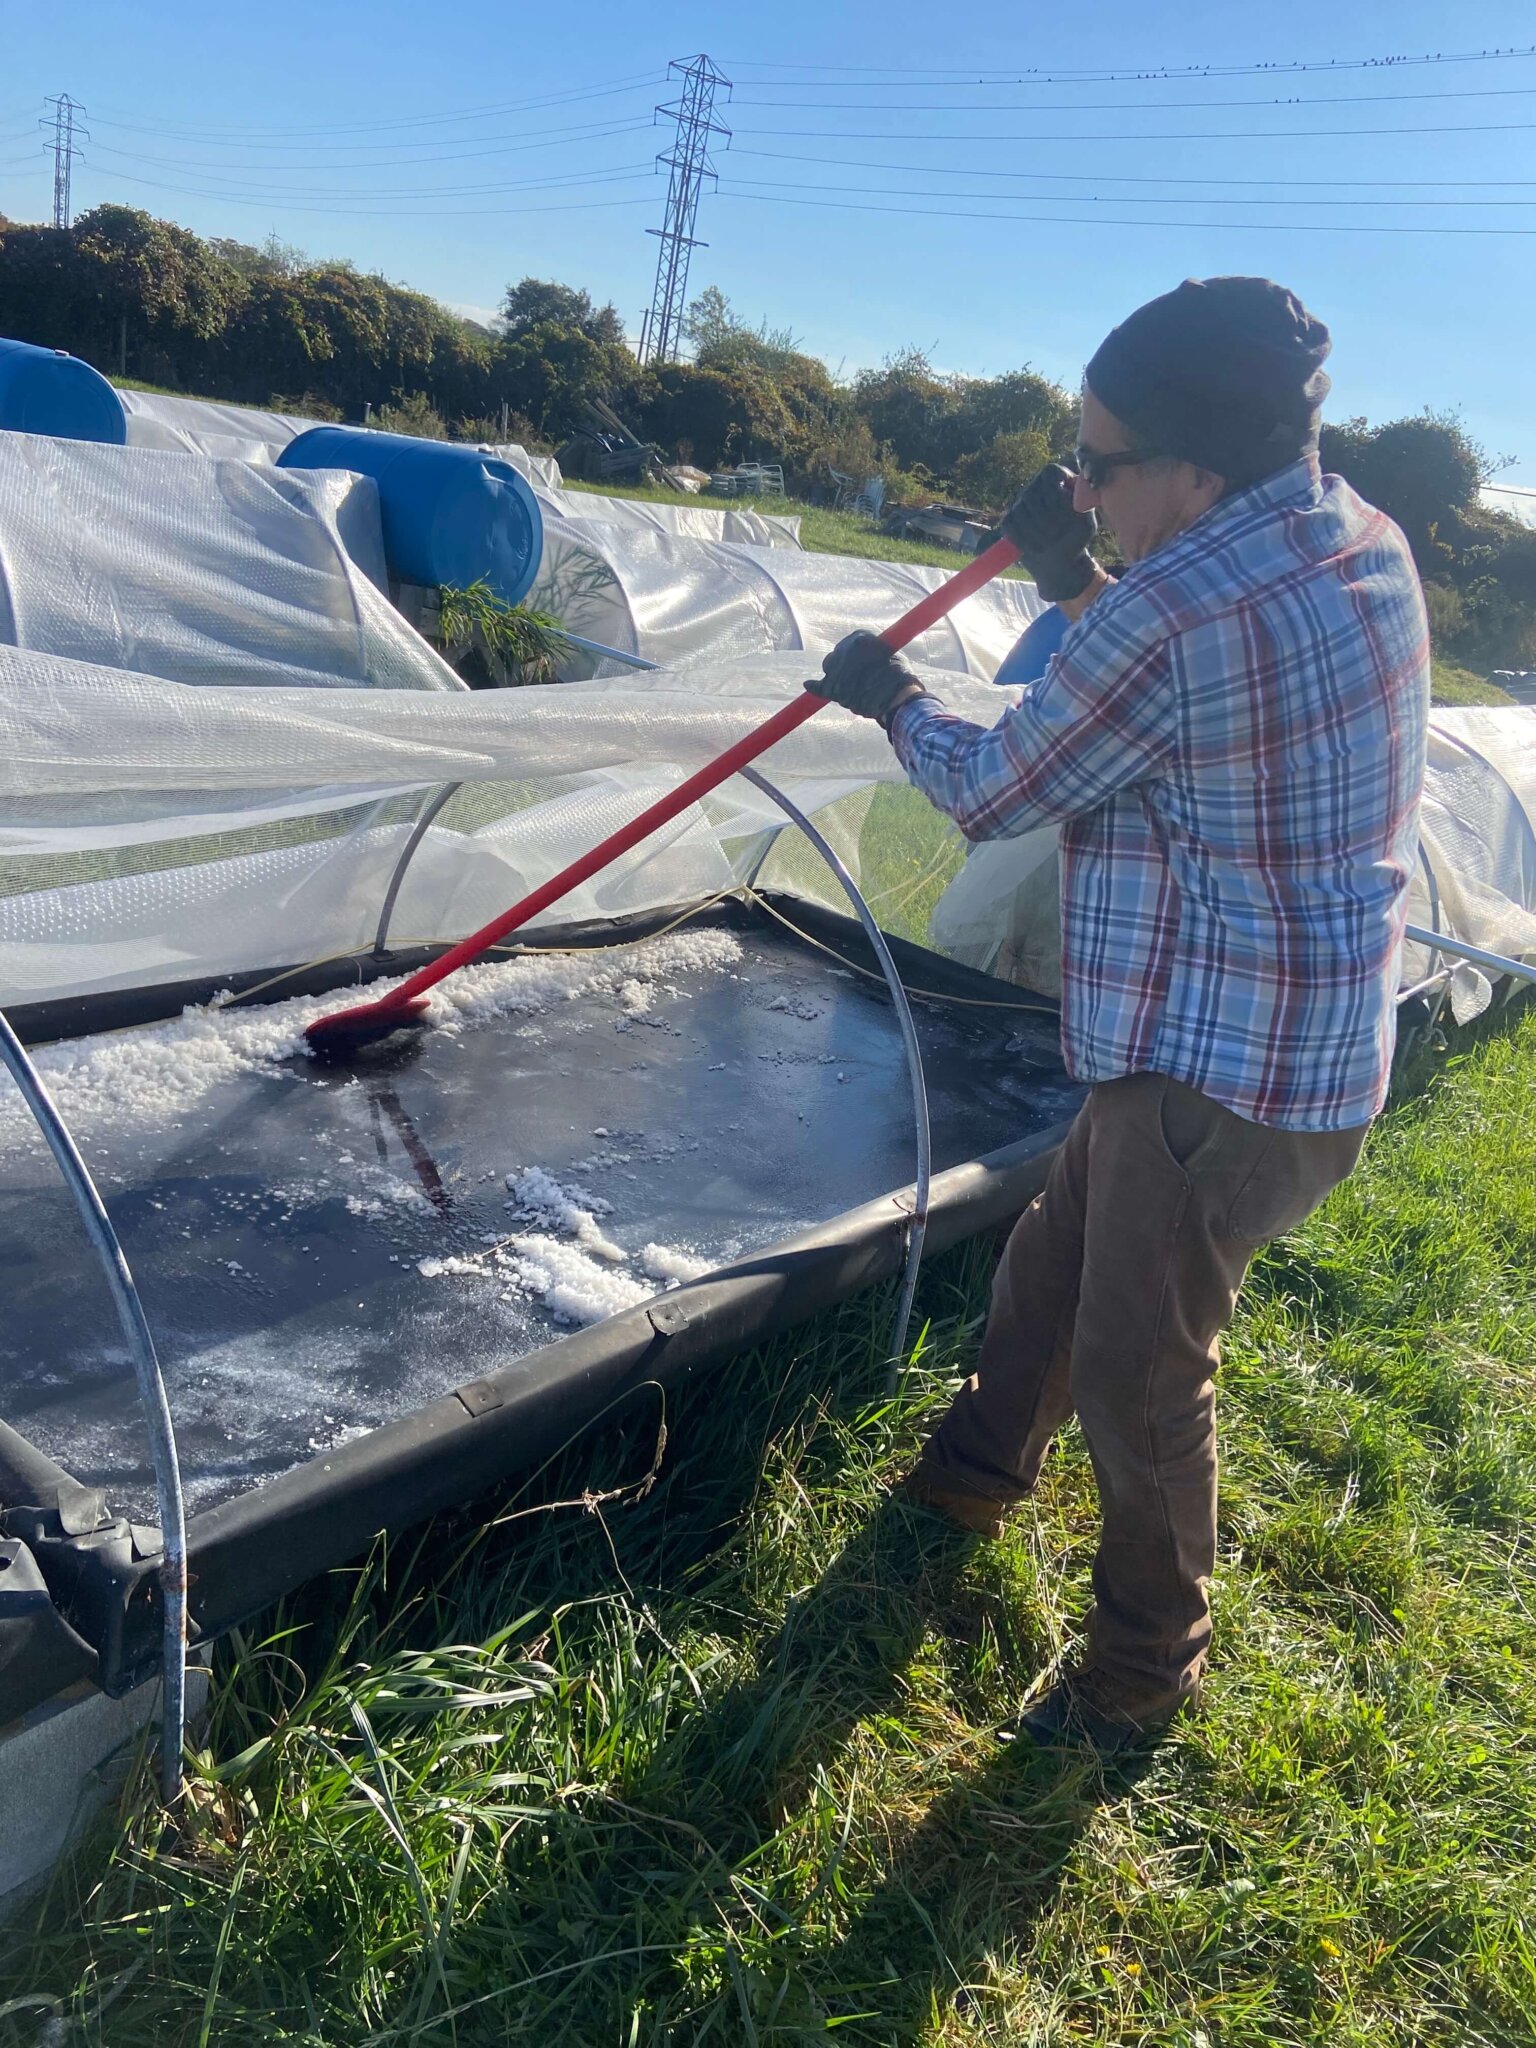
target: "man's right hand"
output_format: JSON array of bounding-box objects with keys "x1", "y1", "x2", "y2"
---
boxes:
[{"x1": 1002, "y1": 464, "x2": 1100, "y2": 603}]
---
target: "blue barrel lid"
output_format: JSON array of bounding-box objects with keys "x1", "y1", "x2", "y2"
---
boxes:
[
  {"x1": 0, "y1": 337, "x2": 127, "y2": 444},
  {"x1": 278, "y1": 425, "x2": 543, "y2": 608}
]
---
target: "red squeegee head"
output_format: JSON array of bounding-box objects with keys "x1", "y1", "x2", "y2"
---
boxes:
[{"x1": 303, "y1": 534, "x2": 1020, "y2": 1050}]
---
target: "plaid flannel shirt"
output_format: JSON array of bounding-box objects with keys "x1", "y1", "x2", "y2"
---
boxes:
[{"x1": 890, "y1": 459, "x2": 1430, "y2": 1130}]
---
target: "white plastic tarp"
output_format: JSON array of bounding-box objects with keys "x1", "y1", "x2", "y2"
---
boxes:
[
  {"x1": 118, "y1": 389, "x2": 320, "y2": 464},
  {"x1": 529, "y1": 515, "x2": 1042, "y2": 678},
  {"x1": 478, "y1": 441, "x2": 565, "y2": 490},
  {"x1": 1406, "y1": 708, "x2": 1536, "y2": 1016},
  {"x1": 533, "y1": 485, "x2": 801, "y2": 549},
  {"x1": 118, "y1": 401, "x2": 570, "y2": 498},
  {"x1": 0, "y1": 431, "x2": 462, "y2": 693}
]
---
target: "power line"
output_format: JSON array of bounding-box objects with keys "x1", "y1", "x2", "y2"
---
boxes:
[
  {"x1": 728, "y1": 83, "x2": 1536, "y2": 111},
  {"x1": 41, "y1": 93, "x2": 86, "y2": 228},
  {"x1": 728, "y1": 145, "x2": 1536, "y2": 189},
  {"x1": 718, "y1": 44, "x2": 1536, "y2": 81},
  {"x1": 640, "y1": 55, "x2": 730, "y2": 366},
  {"x1": 97, "y1": 163, "x2": 655, "y2": 205},
  {"x1": 732, "y1": 117, "x2": 1536, "y2": 142},
  {"x1": 89, "y1": 163, "x2": 659, "y2": 207},
  {"x1": 720, "y1": 186, "x2": 1536, "y2": 235},
  {"x1": 84, "y1": 73, "x2": 667, "y2": 143},
  {"x1": 89, "y1": 115, "x2": 660, "y2": 176},
  {"x1": 69, "y1": 168, "x2": 661, "y2": 219},
  {"x1": 729, "y1": 173, "x2": 1536, "y2": 210}
]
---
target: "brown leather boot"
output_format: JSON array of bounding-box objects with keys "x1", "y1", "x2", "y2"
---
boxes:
[{"x1": 893, "y1": 1468, "x2": 1010, "y2": 1540}]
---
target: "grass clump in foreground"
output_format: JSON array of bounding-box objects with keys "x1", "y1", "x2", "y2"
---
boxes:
[{"x1": 6, "y1": 1004, "x2": 1536, "y2": 2046}]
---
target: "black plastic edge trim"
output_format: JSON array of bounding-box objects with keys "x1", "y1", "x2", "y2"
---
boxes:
[{"x1": 96, "y1": 1122, "x2": 1067, "y2": 1692}]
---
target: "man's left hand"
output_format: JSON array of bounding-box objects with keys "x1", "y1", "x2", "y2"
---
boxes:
[{"x1": 808, "y1": 631, "x2": 928, "y2": 727}]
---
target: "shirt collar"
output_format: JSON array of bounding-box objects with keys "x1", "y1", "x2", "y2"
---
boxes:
[{"x1": 1190, "y1": 454, "x2": 1323, "y2": 539}]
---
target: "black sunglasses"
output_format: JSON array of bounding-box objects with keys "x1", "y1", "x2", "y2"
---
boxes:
[{"x1": 1073, "y1": 447, "x2": 1164, "y2": 491}]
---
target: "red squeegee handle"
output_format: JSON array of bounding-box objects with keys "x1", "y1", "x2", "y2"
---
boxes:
[{"x1": 311, "y1": 535, "x2": 1019, "y2": 1028}]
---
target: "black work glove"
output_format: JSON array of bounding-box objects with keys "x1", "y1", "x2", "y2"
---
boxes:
[
  {"x1": 807, "y1": 630, "x2": 928, "y2": 728},
  {"x1": 1001, "y1": 463, "x2": 1099, "y2": 602}
]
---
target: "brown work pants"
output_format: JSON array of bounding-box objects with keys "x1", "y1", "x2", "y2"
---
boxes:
[{"x1": 916, "y1": 1072, "x2": 1367, "y2": 1712}]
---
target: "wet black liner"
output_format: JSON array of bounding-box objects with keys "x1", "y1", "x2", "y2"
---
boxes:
[{"x1": 1, "y1": 898, "x2": 1071, "y2": 1711}]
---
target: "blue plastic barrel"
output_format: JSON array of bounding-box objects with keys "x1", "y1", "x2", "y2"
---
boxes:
[
  {"x1": 277, "y1": 426, "x2": 544, "y2": 606},
  {"x1": 0, "y1": 337, "x2": 127, "y2": 443}
]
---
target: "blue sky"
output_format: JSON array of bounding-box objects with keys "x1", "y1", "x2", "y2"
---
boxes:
[{"x1": 3, "y1": 1, "x2": 1534, "y2": 484}]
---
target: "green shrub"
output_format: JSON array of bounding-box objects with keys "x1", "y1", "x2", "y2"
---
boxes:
[{"x1": 436, "y1": 582, "x2": 570, "y2": 687}]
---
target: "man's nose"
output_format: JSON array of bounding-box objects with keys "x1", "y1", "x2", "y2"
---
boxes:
[{"x1": 1072, "y1": 475, "x2": 1099, "y2": 516}]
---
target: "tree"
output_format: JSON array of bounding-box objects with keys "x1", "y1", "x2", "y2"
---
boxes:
[
  {"x1": 952, "y1": 369, "x2": 1075, "y2": 459},
  {"x1": 500, "y1": 277, "x2": 623, "y2": 345},
  {"x1": 851, "y1": 349, "x2": 956, "y2": 475},
  {"x1": 683, "y1": 284, "x2": 804, "y2": 374},
  {"x1": 495, "y1": 320, "x2": 645, "y2": 435},
  {"x1": 642, "y1": 361, "x2": 755, "y2": 469},
  {"x1": 207, "y1": 233, "x2": 311, "y2": 281},
  {"x1": 682, "y1": 285, "x2": 735, "y2": 357},
  {"x1": 373, "y1": 390, "x2": 449, "y2": 439},
  {"x1": 69, "y1": 204, "x2": 243, "y2": 374},
  {"x1": 1320, "y1": 410, "x2": 1488, "y2": 563},
  {"x1": 951, "y1": 429, "x2": 1052, "y2": 512}
]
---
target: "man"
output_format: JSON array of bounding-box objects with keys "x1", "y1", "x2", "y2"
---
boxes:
[{"x1": 812, "y1": 277, "x2": 1430, "y2": 1751}]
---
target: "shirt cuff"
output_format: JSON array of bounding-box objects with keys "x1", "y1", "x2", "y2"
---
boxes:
[{"x1": 885, "y1": 689, "x2": 942, "y2": 759}]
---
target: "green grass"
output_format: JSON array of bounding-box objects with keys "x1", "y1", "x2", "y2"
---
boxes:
[
  {"x1": 6, "y1": 1000, "x2": 1536, "y2": 2046},
  {"x1": 1430, "y1": 659, "x2": 1516, "y2": 708}
]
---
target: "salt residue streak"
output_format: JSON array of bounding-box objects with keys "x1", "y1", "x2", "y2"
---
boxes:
[
  {"x1": 500, "y1": 1233, "x2": 650, "y2": 1326},
  {"x1": 0, "y1": 929, "x2": 743, "y2": 1146},
  {"x1": 505, "y1": 1166, "x2": 625, "y2": 1262},
  {"x1": 415, "y1": 1164, "x2": 716, "y2": 1327},
  {"x1": 637, "y1": 1242, "x2": 712, "y2": 1284}
]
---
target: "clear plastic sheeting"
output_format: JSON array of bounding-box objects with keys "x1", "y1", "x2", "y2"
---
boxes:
[
  {"x1": 1404, "y1": 708, "x2": 1536, "y2": 1018},
  {"x1": 0, "y1": 431, "x2": 463, "y2": 694},
  {"x1": 534, "y1": 485, "x2": 802, "y2": 549},
  {"x1": 529, "y1": 516, "x2": 1042, "y2": 679},
  {"x1": 928, "y1": 707, "x2": 1536, "y2": 1019},
  {"x1": 3, "y1": 605, "x2": 1525, "y2": 1021},
  {"x1": 930, "y1": 828, "x2": 1062, "y2": 995},
  {"x1": 0, "y1": 647, "x2": 1005, "y2": 1006},
  {"x1": 118, "y1": 389, "x2": 320, "y2": 463}
]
